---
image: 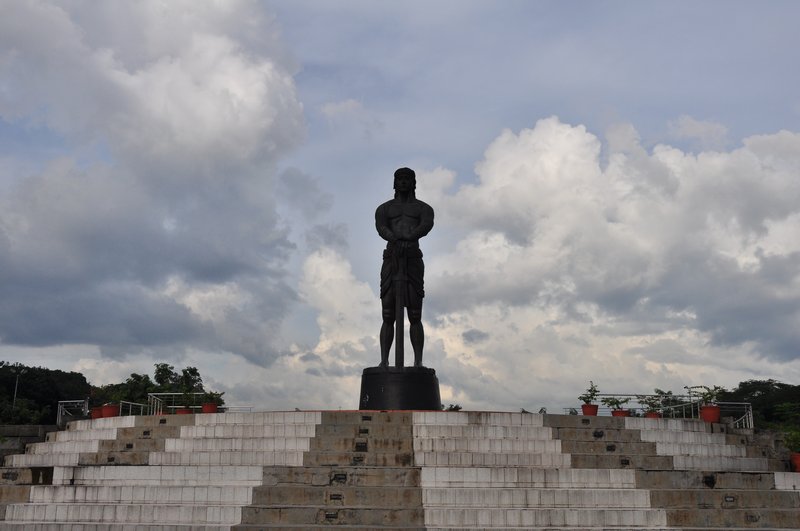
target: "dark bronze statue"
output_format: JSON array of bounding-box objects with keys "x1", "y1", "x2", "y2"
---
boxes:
[{"x1": 375, "y1": 167, "x2": 434, "y2": 368}]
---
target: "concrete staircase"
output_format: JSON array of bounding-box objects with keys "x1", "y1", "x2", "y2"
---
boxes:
[{"x1": 0, "y1": 410, "x2": 797, "y2": 529}]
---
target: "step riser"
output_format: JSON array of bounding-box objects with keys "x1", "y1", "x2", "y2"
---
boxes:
[
  {"x1": 250, "y1": 485, "x2": 422, "y2": 506},
  {"x1": 262, "y1": 467, "x2": 420, "y2": 488},
  {"x1": 240, "y1": 507, "x2": 423, "y2": 526},
  {"x1": 667, "y1": 508, "x2": 800, "y2": 528},
  {"x1": 4, "y1": 504, "x2": 242, "y2": 524},
  {"x1": 650, "y1": 489, "x2": 800, "y2": 509}
]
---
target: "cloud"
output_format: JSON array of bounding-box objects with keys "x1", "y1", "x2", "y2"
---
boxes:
[
  {"x1": 0, "y1": 1, "x2": 304, "y2": 367},
  {"x1": 668, "y1": 115, "x2": 729, "y2": 150},
  {"x1": 319, "y1": 98, "x2": 384, "y2": 140},
  {"x1": 417, "y1": 116, "x2": 800, "y2": 408}
]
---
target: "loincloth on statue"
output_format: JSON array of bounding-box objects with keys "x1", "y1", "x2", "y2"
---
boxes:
[{"x1": 380, "y1": 245, "x2": 425, "y2": 301}]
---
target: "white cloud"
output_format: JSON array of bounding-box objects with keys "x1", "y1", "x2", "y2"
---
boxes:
[
  {"x1": 418, "y1": 116, "x2": 800, "y2": 409},
  {"x1": 668, "y1": 115, "x2": 729, "y2": 150}
]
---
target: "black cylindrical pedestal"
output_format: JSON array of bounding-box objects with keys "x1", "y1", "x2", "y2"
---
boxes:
[{"x1": 359, "y1": 366, "x2": 441, "y2": 410}]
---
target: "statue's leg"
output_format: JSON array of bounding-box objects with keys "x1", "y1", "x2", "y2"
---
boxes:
[
  {"x1": 408, "y1": 290, "x2": 424, "y2": 367},
  {"x1": 380, "y1": 293, "x2": 395, "y2": 368}
]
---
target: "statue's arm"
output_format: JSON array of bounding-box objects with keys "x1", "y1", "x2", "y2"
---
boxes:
[
  {"x1": 375, "y1": 203, "x2": 397, "y2": 242},
  {"x1": 408, "y1": 203, "x2": 434, "y2": 240}
]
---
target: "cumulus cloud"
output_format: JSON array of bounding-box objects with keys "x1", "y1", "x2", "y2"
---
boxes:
[
  {"x1": 0, "y1": 1, "x2": 304, "y2": 367},
  {"x1": 417, "y1": 116, "x2": 800, "y2": 409}
]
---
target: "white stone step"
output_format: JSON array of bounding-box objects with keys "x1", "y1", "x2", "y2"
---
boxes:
[
  {"x1": 413, "y1": 425, "x2": 554, "y2": 439},
  {"x1": 193, "y1": 411, "x2": 322, "y2": 426},
  {"x1": 422, "y1": 487, "x2": 650, "y2": 508},
  {"x1": 413, "y1": 438, "x2": 561, "y2": 453},
  {"x1": 48, "y1": 428, "x2": 118, "y2": 442},
  {"x1": 415, "y1": 452, "x2": 571, "y2": 468},
  {"x1": 624, "y1": 417, "x2": 711, "y2": 432},
  {"x1": 422, "y1": 507, "x2": 667, "y2": 527},
  {"x1": 638, "y1": 429, "x2": 728, "y2": 444},
  {"x1": 180, "y1": 423, "x2": 317, "y2": 439},
  {"x1": 25, "y1": 440, "x2": 101, "y2": 455},
  {"x1": 673, "y1": 455, "x2": 770, "y2": 471},
  {"x1": 67, "y1": 416, "x2": 139, "y2": 431},
  {"x1": 29, "y1": 484, "x2": 253, "y2": 505},
  {"x1": 3, "y1": 503, "x2": 241, "y2": 524},
  {"x1": 164, "y1": 437, "x2": 312, "y2": 452},
  {"x1": 413, "y1": 411, "x2": 544, "y2": 427},
  {"x1": 655, "y1": 441, "x2": 746, "y2": 457},
  {"x1": 57, "y1": 465, "x2": 265, "y2": 486},
  {"x1": 774, "y1": 471, "x2": 800, "y2": 491},
  {"x1": 0, "y1": 525, "x2": 230, "y2": 531},
  {"x1": 420, "y1": 467, "x2": 636, "y2": 488},
  {"x1": 5, "y1": 453, "x2": 81, "y2": 467},
  {"x1": 149, "y1": 450, "x2": 305, "y2": 466}
]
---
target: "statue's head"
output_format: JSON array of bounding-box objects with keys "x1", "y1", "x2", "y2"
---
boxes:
[{"x1": 394, "y1": 167, "x2": 416, "y2": 192}]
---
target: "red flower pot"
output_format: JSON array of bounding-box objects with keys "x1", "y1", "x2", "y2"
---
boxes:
[
  {"x1": 700, "y1": 405, "x2": 721, "y2": 423},
  {"x1": 176, "y1": 408, "x2": 193, "y2": 415},
  {"x1": 201, "y1": 403, "x2": 218, "y2": 414},
  {"x1": 790, "y1": 452, "x2": 800, "y2": 472},
  {"x1": 90, "y1": 407, "x2": 103, "y2": 419},
  {"x1": 101, "y1": 404, "x2": 120, "y2": 418},
  {"x1": 644, "y1": 411, "x2": 662, "y2": 419},
  {"x1": 581, "y1": 404, "x2": 599, "y2": 416},
  {"x1": 611, "y1": 409, "x2": 630, "y2": 417}
]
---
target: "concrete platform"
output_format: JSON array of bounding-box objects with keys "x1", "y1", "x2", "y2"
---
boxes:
[{"x1": 1, "y1": 410, "x2": 798, "y2": 529}]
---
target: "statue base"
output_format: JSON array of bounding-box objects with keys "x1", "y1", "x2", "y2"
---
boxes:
[{"x1": 359, "y1": 366, "x2": 442, "y2": 411}]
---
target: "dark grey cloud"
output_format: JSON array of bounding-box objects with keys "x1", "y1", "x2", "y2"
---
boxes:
[
  {"x1": 462, "y1": 328, "x2": 489, "y2": 344},
  {"x1": 278, "y1": 167, "x2": 333, "y2": 220},
  {"x1": 305, "y1": 223, "x2": 349, "y2": 252},
  {"x1": 0, "y1": 2, "x2": 306, "y2": 367}
]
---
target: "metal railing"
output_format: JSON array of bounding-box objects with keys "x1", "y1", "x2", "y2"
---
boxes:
[
  {"x1": 56, "y1": 399, "x2": 89, "y2": 427},
  {"x1": 145, "y1": 392, "x2": 251, "y2": 414},
  {"x1": 565, "y1": 393, "x2": 754, "y2": 429},
  {"x1": 120, "y1": 400, "x2": 148, "y2": 416}
]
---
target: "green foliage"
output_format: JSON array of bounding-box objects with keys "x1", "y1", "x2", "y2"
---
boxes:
[
  {"x1": 0, "y1": 361, "x2": 223, "y2": 424},
  {"x1": 685, "y1": 385, "x2": 726, "y2": 405},
  {"x1": 578, "y1": 381, "x2": 599, "y2": 404},
  {"x1": 636, "y1": 388, "x2": 674, "y2": 413},
  {"x1": 600, "y1": 396, "x2": 631, "y2": 410},
  {"x1": 93, "y1": 364, "x2": 215, "y2": 406},
  {"x1": 722, "y1": 379, "x2": 800, "y2": 430},
  {"x1": 0, "y1": 361, "x2": 90, "y2": 424},
  {"x1": 784, "y1": 429, "x2": 800, "y2": 453}
]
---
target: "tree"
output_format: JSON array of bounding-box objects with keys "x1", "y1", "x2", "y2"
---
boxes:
[
  {"x1": 0, "y1": 362, "x2": 91, "y2": 424},
  {"x1": 722, "y1": 379, "x2": 800, "y2": 430}
]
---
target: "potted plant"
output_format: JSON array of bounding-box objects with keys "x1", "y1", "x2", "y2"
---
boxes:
[
  {"x1": 784, "y1": 430, "x2": 800, "y2": 472},
  {"x1": 578, "y1": 381, "x2": 600, "y2": 416},
  {"x1": 101, "y1": 402, "x2": 120, "y2": 418},
  {"x1": 200, "y1": 391, "x2": 224, "y2": 414},
  {"x1": 601, "y1": 396, "x2": 631, "y2": 417},
  {"x1": 636, "y1": 388, "x2": 673, "y2": 419},
  {"x1": 686, "y1": 385, "x2": 724, "y2": 423},
  {"x1": 175, "y1": 391, "x2": 194, "y2": 414}
]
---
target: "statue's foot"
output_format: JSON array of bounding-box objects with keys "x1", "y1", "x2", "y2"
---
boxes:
[
  {"x1": 378, "y1": 361, "x2": 388, "y2": 369},
  {"x1": 413, "y1": 362, "x2": 422, "y2": 368}
]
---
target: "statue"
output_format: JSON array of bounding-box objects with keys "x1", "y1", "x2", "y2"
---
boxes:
[{"x1": 375, "y1": 167, "x2": 434, "y2": 368}]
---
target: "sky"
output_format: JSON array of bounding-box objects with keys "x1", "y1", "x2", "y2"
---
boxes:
[{"x1": 2, "y1": 0, "x2": 800, "y2": 412}]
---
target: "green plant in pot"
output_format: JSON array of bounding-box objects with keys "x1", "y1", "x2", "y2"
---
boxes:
[
  {"x1": 200, "y1": 391, "x2": 224, "y2": 413},
  {"x1": 686, "y1": 385, "x2": 725, "y2": 423},
  {"x1": 784, "y1": 429, "x2": 800, "y2": 472},
  {"x1": 578, "y1": 381, "x2": 600, "y2": 416},
  {"x1": 601, "y1": 396, "x2": 631, "y2": 417},
  {"x1": 636, "y1": 388, "x2": 673, "y2": 418}
]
